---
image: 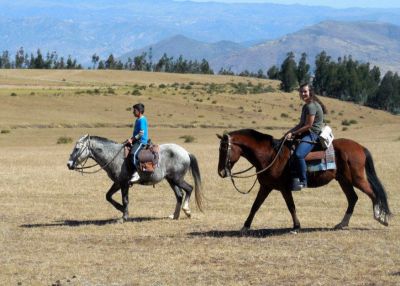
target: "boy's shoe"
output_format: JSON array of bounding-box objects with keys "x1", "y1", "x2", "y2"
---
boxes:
[{"x1": 129, "y1": 172, "x2": 140, "y2": 185}]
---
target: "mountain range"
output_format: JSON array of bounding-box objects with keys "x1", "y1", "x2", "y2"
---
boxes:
[
  {"x1": 122, "y1": 21, "x2": 400, "y2": 74},
  {"x1": 1, "y1": 0, "x2": 400, "y2": 67}
]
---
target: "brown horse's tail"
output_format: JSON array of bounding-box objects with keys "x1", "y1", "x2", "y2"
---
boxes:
[
  {"x1": 364, "y1": 148, "x2": 391, "y2": 216},
  {"x1": 189, "y1": 153, "x2": 204, "y2": 212}
]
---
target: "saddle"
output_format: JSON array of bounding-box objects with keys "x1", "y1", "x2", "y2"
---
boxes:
[
  {"x1": 291, "y1": 139, "x2": 336, "y2": 172},
  {"x1": 124, "y1": 140, "x2": 160, "y2": 173},
  {"x1": 137, "y1": 143, "x2": 160, "y2": 173}
]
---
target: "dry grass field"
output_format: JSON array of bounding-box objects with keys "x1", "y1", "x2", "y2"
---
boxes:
[{"x1": 0, "y1": 70, "x2": 399, "y2": 285}]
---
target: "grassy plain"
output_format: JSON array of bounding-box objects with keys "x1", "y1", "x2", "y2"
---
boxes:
[{"x1": 0, "y1": 70, "x2": 399, "y2": 285}]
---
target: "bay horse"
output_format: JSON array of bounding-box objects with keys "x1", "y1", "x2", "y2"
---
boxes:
[
  {"x1": 67, "y1": 135, "x2": 203, "y2": 221},
  {"x1": 217, "y1": 129, "x2": 391, "y2": 233}
]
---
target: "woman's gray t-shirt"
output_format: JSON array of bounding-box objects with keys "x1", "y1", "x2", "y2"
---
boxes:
[{"x1": 300, "y1": 101, "x2": 324, "y2": 134}]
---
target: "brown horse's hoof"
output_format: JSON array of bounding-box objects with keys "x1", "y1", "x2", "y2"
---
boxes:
[
  {"x1": 333, "y1": 223, "x2": 347, "y2": 230},
  {"x1": 240, "y1": 226, "x2": 250, "y2": 236}
]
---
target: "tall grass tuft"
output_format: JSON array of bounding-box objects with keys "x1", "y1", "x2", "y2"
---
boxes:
[
  {"x1": 57, "y1": 136, "x2": 73, "y2": 144},
  {"x1": 179, "y1": 135, "x2": 195, "y2": 143}
]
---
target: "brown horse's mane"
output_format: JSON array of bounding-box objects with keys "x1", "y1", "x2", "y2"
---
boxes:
[
  {"x1": 229, "y1": 129, "x2": 282, "y2": 151},
  {"x1": 230, "y1": 129, "x2": 273, "y2": 142}
]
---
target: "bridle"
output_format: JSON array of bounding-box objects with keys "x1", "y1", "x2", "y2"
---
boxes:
[
  {"x1": 71, "y1": 135, "x2": 125, "y2": 174},
  {"x1": 219, "y1": 134, "x2": 288, "y2": 194}
]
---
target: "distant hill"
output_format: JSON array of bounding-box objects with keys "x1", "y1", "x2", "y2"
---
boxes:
[
  {"x1": 213, "y1": 21, "x2": 400, "y2": 74},
  {"x1": 1, "y1": 0, "x2": 400, "y2": 65},
  {"x1": 118, "y1": 35, "x2": 245, "y2": 66}
]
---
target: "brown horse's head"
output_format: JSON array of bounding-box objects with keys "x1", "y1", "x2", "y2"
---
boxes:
[{"x1": 216, "y1": 132, "x2": 242, "y2": 178}]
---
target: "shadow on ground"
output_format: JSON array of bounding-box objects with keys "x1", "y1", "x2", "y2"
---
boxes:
[
  {"x1": 189, "y1": 227, "x2": 373, "y2": 238},
  {"x1": 20, "y1": 216, "x2": 164, "y2": 228}
]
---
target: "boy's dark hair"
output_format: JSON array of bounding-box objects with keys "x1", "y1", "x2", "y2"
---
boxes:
[{"x1": 133, "y1": 103, "x2": 145, "y2": 114}]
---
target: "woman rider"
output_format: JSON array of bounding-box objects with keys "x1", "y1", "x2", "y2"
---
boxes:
[{"x1": 285, "y1": 83, "x2": 327, "y2": 191}]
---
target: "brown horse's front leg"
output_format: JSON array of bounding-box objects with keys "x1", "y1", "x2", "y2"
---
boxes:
[
  {"x1": 242, "y1": 186, "x2": 272, "y2": 234},
  {"x1": 281, "y1": 190, "x2": 301, "y2": 231}
]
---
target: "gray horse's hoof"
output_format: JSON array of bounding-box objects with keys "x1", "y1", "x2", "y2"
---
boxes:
[{"x1": 182, "y1": 207, "x2": 191, "y2": 218}]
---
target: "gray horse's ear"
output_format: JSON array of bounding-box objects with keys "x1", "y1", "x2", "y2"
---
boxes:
[
  {"x1": 78, "y1": 134, "x2": 89, "y2": 142},
  {"x1": 216, "y1": 134, "x2": 223, "y2": 139}
]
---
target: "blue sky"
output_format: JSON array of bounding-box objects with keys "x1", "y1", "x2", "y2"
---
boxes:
[{"x1": 180, "y1": 0, "x2": 400, "y2": 9}]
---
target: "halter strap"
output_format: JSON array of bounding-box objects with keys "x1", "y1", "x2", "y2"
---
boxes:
[
  {"x1": 74, "y1": 136, "x2": 126, "y2": 174},
  {"x1": 222, "y1": 134, "x2": 288, "y2": 194}
]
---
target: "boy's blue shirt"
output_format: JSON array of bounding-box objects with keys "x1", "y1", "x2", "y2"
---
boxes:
[{"x1": 133, "y1": 116, "x2": 148, "y2": 144}]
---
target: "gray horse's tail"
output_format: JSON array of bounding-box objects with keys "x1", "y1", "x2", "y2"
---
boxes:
[
  {"x1": 189, "y1": 153, "x2": 203, "y2": 212},
  {"x1": 364, "y1": 148, "x2": 391, "y2": 217}
]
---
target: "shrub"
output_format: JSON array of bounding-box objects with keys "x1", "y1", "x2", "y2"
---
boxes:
[
  {"x1": 342, "y1": 119, "x2": 357, "y2": 126},
  {"x1": 281, "y1": 113, "x2": 289, "y2": 118},
  {"x1": 131, "y1": 89, "x2": 142, "y2": 96},
  {"x1": 10, "y1": 92, "x2": 17, "y2": 96},
  {"x1": 107, "y1": 87, "x2": 116, "y2": 94},
  {"x1": 179, "y1": 135, "x2": 195, "y2": 143},
  {"x1": 159, "y1": 84, "x2": 167, "y2": 88},
  {"x1": 341, "y1": 119, "x2": 351, "y2": 126},
  {"x1": 57, "y1": 136, "x2": 73, "y2": 144},
  {"x1": 1, "y1": 129, "x2": 10, "y2": 134}
]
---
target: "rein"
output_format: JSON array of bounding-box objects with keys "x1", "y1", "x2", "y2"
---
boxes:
[
  {"x1": 223, "y1": 134, "x2": 288, "y2": 194},
  {"x1": 73, "y1": 136, "x2": 126, "y2": 174}
]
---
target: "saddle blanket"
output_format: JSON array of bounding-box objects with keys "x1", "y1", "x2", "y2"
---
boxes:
[{"x1": 307, "y1": 143, "x2": 336, "y2": 172}]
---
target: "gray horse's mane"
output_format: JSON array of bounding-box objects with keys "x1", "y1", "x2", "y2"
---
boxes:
[{"x1": 90, "y1": 136, "x2": 120, "y2": 145}]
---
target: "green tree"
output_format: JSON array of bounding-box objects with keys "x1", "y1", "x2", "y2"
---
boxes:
[
  {"x1": 34, "y1": 49, "x2": 45, "y2": 69},
  {"x1": 370, "y1": 71, "x2": 399, "y2": 112},
  {"x1": 279, "y1": 52, "x2": 298, "y2": 92},
  {"x1": 133, "y1": 53, "x2": 148, "y2": 71},
  {"x1": 267, "y1": 65, "x2": 279, "y2": 79},
  {"x1": 91, "y1": 53, "x2": 99, "y2": 69},
  {"x1": 15, "y1": 47, "x2": 25, "y2": 68},
  {"x1": 1, "y1": 50, "x2": 11, "y2": 68},
  {"x1": 313, "y1": 51, "x2": 331, "y2": 95},
  {"x1": 105, "y1": 54, "x2": 116, "y2": 69},
  {"x1": 200, "y1": 59, "x2": 213, "y2": 74},
  {"x1": 297, "y1": 52, "x2": 311, "y2": 85},
  {"x1": 218, "y1": 67, "x2": 234, "y2": 75}
]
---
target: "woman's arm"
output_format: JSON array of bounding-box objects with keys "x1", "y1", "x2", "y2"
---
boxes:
[
  {"x1": 293, "y1": 114, "x2": 315, "y2": 135},
  {"x1": 286, "y1": 115, "x2": 315, "y2": 138}
]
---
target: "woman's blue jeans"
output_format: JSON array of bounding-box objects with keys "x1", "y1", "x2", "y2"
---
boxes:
[{"x1": 293, "y1": 132, "x2": 319, "y2": 183}]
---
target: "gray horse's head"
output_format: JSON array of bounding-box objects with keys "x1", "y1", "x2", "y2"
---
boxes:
[{"x1": 67, "y1": 134, "x2": 91, "y2": 170}]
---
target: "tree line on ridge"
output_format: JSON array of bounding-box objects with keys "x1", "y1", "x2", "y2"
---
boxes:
[{"x1": 0, "y1": 47, "x2": 399, "y2": 114}]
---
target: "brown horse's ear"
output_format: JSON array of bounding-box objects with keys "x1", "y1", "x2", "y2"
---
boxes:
[{"x1": 216, "y1": 134, "x2": 223, "y2": 139}]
